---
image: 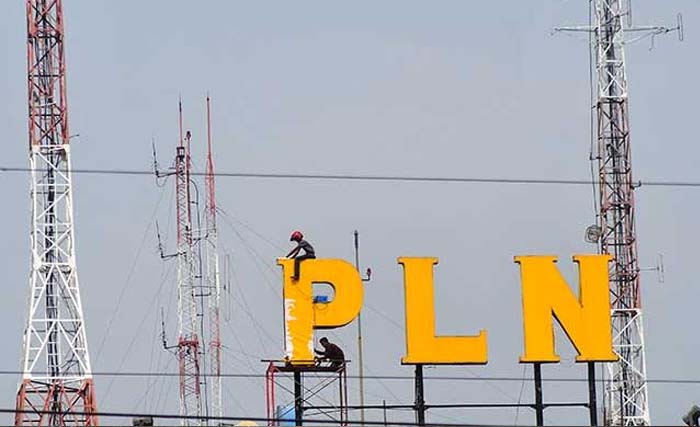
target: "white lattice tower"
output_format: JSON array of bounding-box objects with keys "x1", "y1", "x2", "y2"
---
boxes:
[
  {"x1": 16, "y1": 1, "x2": 98, "y2": 425},
  {"x1": 204, "y1": 96, "x2": 223, "y2": 421},
  {"x1": 175, "y1": 104, "x2": 202, "y2": 425},
  {"x1": 592, "y1": 1, "x2": 649, "y2": 424}
]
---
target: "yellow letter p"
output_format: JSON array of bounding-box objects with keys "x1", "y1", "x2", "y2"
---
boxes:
[{"x1": 278, "y1": 258, "x2": 363, "y2": 365}]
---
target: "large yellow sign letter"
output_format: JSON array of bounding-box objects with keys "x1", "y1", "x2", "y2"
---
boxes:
[
  {"x1": 399, "y1": 257, "x2": 488, "y2": 365},
  {"x1": 278, "y1": 258, "x2": 363, "y2": 365},
  {"x1": 514, "y1": 255, "x2": 618, "y2": 363}
]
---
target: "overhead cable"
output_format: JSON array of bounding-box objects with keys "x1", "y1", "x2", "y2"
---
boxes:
[
  {"x1": 1, "y1": 408, "x2": 508, "y2": 427},
  {"x1": 1, "y1": 166, "x2": 700, "y2": 187},
  {"x1": 0, "y1": 370, "x2": 697, "y2": 384}
]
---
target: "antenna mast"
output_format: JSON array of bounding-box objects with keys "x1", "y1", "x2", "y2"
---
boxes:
[
  {"x1": 354, "y1": 231, "x2": 365, "y2": 427},
  {"x1": 176, "y1": 101, "x2": 203, "y2": 425},
  {"x1": 204, "y1": 95, "x2": 223, "y2": 421},
  {"x1": 556, "y1": 1, "x2": 681, "y2": 425},
  {"x1": 593, "y1": 3, "x2": 647, "y2": 423},
  {"x1": 16, "y1": 0, "x2": 98, "y2": 425}
]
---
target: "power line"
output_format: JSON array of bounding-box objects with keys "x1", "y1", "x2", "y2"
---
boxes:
[
  {"x1": 1, "y1": 166, "x2": 700, "y2": 187},
  {"x1": 2, "y1": 370, "x2": 700, "y2": 384},
  {"x1": 1, "y1": 408, "x2": 507, "y2": 427},
  {"x1": 94, "y1": 183, "x2": 170, "y2": 363}
]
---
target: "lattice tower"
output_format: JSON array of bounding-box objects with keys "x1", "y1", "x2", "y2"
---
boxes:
[
  {"x1": 15, "y1": 1, "x2": 98, "y2": 425},
  {"x1": 175, "y1": 104, "x2": 202, "y2": 425},
  {"x1": 592, "y1": 1, "x2": 649, "y2": 424}
]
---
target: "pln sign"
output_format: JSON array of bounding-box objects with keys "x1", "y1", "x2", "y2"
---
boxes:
[{"x1": 277, "y1": 254, "x2": 618, "y2": 366}]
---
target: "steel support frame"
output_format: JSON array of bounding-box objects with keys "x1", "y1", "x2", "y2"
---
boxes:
[
  {"x1": 533, "y1": 363, "x2": 544, "y2": 426},
  {"x1": 589, "y1": 362, "x2": 599, "y2": 426},
  {"x1": 414, "y1": 365, "x2": 426, "y2": 426},
  {"x1": 16, "y1": 1, "x2": 98, "y2": 425},
  {"x1": 265, "y1": 363, "x2": 276, "y2": 426},
  {"x1": 593, "y1": 0, "x2": 650, "y2": 425}
]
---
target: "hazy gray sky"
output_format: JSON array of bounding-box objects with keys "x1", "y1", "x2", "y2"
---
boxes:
[{"x1": 1, "y1": 1, "x2": 699, "y2": 425}]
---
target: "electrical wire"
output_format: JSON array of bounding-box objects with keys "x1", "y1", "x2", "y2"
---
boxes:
[
  {"x1": 130, "y1": 354, "x2": 171, "y2": 414},
  {"x1": 94, "y1": 183, "x2": 170, "y2": 363},
  {"x1": 513, "y1": 364, "x2": 528, "y2": 426},
  {"x1": 151, "y1": 353, "x2": 174, "y2": 415},
  {"x1": 100, "y1": 263, "x2": 175, "y2": 397},
  {"x1": 219, "y1": 212, "x2": 282, "y2": 303},
  {"x1": 587, "y1": 0, "x2": 600, "y2": 221},
  {"x1": 2, "y1": 165, "x2": 700, "y2": 187},
  {"x1": 219, "y1": 228, "x2": 281, "y2": 354},
  {"x1": 139, "y1": 304, "x2": 161, "y2": 412},
  {"x1": 2, "y1": 408, "x2": 511, "y2": 427},
  {"x1": 2, "y1": 369, "x2": 697, "y2": 384},
  {"x1": 213, "y1": 214, "x2": 420, "y2": 418},
  {"x1": 213, "y1": 218, "x2": 434, "y2": 416},
  {"x1": 217, "y1": 208, "x2": 286, "y2": 252},
  {"x1": 359, "y1": 292, "x2": 518, "y2": 403},
  {"x1": 217, "y1": 215, "x2": 509, "y2": 419},
  {"x1": 222, "y1": 377, "x2": 247, "y2": 415}
]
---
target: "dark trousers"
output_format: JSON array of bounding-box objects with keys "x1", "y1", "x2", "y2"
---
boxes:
[{"x1": 293, "y1": 254, "x2": 316, "y2": 280}]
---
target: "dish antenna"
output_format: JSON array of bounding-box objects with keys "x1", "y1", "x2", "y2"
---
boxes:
[{"x1": 584, "y1": 225, "x2": 602, "y2": 244}]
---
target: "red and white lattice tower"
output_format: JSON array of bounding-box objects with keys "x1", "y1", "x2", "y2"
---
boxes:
[
  {"x1": 204, "y1": 96, "x2": 223, "y2": 421},
  {"x1": 592, "y1": 2, "x2": 650, "y2": 424},
  {"x1": 15, "y1": 0, "x2": 98, "y2": 425},
  {"x1": 556, "y1": 1, "x2": 680, "y2": 423},
  {"x1": 175, "y1": 102, "x2": 202, "y2": 425}
]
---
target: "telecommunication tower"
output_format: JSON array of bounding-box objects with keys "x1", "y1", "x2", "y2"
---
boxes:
[
  {"x1": 204, "y1": 96, "x2": 223, "y2": 421},
  {"x1": 15, "y1": 0, "x2": 98, "y2": 425},
  {"x1": 593, "y1": 3, "x2": 650, "y2": 421},
  {"x1": 557, "y1": 1, "x2": 681, "y2": 425},
  {"x1": 175, "y1": 103, "x2": 203, "y2": 425},
  {"x1": 158, "y1": 98, "x2": 225, "y2": 424}
]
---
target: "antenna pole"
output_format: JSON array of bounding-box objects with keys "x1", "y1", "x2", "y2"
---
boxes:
[
  {"x1": 205, "y1": 94, "x2": 224, "y2": 421},
  {"x1": 354, "y1": 230, "x2": 366, "y2": 426}
]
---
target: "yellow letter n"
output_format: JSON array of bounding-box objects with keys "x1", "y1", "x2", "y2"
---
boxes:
[
  {"x1": 514, "y1": 255, "x2": 618, "y2": 363},
  {"x1": 399, "y1": 257, "x2": 487, "y2": 365}
]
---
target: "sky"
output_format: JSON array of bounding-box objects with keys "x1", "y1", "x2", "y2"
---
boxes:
[{"x1": 1, "y1": 0, "x2": 699, "y2": 425}]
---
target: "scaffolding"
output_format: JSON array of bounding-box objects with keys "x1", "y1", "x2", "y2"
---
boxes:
[{"x1": 264, "y1": 360, "x2": 349, "y2": 426}]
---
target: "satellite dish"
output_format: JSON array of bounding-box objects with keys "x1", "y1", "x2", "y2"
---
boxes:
[{"x1": 585, "y1": 225, "x2": 602, "y2": 244}]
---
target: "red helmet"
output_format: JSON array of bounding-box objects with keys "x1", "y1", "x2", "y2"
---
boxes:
[{"x1": 290, "y1": 230, "x2": 303, "y2": 241}]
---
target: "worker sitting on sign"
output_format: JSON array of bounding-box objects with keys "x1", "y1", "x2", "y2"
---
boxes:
[
  {"x1": 286, "y1": 230, "x2": 316, "y2": 281},
  {"x1": 315, "y1": 337, "x2": 345, "y2": 370}
]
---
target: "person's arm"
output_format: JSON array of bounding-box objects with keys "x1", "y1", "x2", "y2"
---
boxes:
[
  {"x1": 286, "y1": 245, "x2": 300, "y2": 258},
  {"x1": 314, "y1": 348, "x2": 326, "y2": 357}
]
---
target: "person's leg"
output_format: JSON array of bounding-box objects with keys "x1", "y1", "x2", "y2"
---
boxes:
[
  {"x1": 292, "y1": 254, "x2": 313, "y2": 280},
  {"x1": 292, "y1": 254, "x2": 309, "y2": 280},
  {"x1": 293, "y1": 257, "x2": 301, "y2": 280}
]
